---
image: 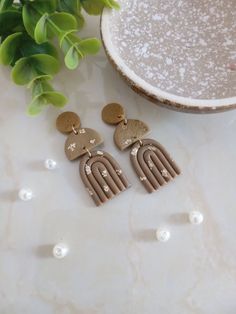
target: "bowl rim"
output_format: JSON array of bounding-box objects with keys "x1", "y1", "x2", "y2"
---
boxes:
[{"x1": 101, "y1": 8, "x2": 236, "y2": 113}]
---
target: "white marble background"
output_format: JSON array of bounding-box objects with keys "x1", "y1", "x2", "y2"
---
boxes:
[{"x1": 0, "y1": 16, "x2": 236, "y2": 314}]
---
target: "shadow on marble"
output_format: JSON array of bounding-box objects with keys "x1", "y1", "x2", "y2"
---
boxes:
[
  {"x1": 167, "y1": 213, "x2": 188, "y2": 225},
  {"x1": 132, "y1": 184, "x2": 149, "y2": 196},
  {"x1": 27, "y1": 159, "x2": 59, "y2": 172},
  {"x1": 133, "y1": 228, "x2": 157, "y2": 242},
  {"x1": 36, "y1": 244, "x2": 53, "y2": 258},
  {"x1": 0, "y1": 190, "x2": 18, "y2": 202},
  {"x1": 27, "y1": 160, "x2": 46, "y2": 172}
]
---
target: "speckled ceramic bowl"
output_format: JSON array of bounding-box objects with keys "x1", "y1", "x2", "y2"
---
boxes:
[{"x1": 101, "y1": 0, "x2": 236, "y2": 113}]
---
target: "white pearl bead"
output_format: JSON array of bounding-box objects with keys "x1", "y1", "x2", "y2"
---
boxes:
[
  {"x1": 53, "y1": 243, "x2": 69, "y2": 259},
  {"x1": 189, "y1": 211, "x2": 204, "y2": 225},
  {"x1": 18, "y1": 188, "x2": 33, "y2": 201},
  {"x1": 44, "y1": 158, "x2": 57, "y2": 170},
  {"x1": 156, "y1": 227, "x2": 171, "y2": 242}
]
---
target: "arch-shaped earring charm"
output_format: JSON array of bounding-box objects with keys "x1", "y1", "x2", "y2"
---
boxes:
[
  {"x1": 130, "y1": 139, "x2": 180, "y2": 193},
  {"x1": 102, "y1": 103, "x2": 181, "y2": 193},
  {"x1": 56, "y1": 111, "x2": 130, "y2": 206},
  {"x1": 80, "y1": 150, "x2": 130, "y2": 206}
]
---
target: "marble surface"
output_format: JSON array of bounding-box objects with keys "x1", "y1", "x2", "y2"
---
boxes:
[{"x1": 1, "y1": 15, "x2": 236, "y2": 314}]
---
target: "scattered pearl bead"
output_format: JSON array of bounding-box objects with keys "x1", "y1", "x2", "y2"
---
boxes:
[
  {"x1": 44, "y1": 158, "x2": 57, "y2": 170},
  {"x1": 156, "y1": 227, "x2": 171, "y2": 242},
  {"x1": 53, "y1": 243, "x2": 69, "y2": 259},
  {"x1": 18, "y1": 188, "x2": 33, "y2": 201},
  {"x1": 189, "y1": 211, "x2": 204, "y2": 225}
]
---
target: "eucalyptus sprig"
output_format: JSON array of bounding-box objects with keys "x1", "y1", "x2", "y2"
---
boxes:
[{"x1": 0, "y1": 0, "x2": 119, "y2": 115}]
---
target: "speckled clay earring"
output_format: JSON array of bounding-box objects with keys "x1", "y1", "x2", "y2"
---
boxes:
[
  {"x1": 56, "y1": 111, "x2": 130, "y2": 206},
  {"x1": 102, "y1": 103, "x2": 181, "y2": 193}
]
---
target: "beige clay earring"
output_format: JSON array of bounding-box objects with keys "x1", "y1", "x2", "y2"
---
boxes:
[
  {"x1": 56, "y1": 111, "x2": 130, "y2": 206},
  {"x1": 102, "y1": 103, "x2": 181, "y2": 193}
]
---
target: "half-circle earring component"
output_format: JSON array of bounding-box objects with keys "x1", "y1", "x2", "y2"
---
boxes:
[
  {"x1": 102, "y1": 103, "x2": 181, "y2": 193},
  {"x1": 56, "y1": 111, "x2": 130, "y2": 206}
]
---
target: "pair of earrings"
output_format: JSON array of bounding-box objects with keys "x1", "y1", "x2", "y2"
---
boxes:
[{"x1": 56, "y1": 103, "x2": 180, "y2": 206}]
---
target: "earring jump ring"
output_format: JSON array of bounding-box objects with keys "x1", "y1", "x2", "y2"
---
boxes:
[
  {"x1": 85, "y1": 147, "x2": 92, "y2": 157},
  {"x1": 72, "y1": 124, "x2": 78, "y2": 135},
  {"x1": 138, "y1": 139, "x2": 143, "y2": 146}
]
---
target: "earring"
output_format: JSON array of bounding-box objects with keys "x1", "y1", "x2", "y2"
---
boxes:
[
  {"x1": 102, "y1": 103, "x2": 181, "y2": 193},
  {"x1": 56, "y1": 111, "x2": 130, "y2": 206}
]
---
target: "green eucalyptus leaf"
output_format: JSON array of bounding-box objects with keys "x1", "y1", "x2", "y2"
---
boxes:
[
  {"x1": 81, "y1": 0, "x2": 119, "y2": 14},
  {"x1": 12, "y1": 54, "x2": 60, "y2": 85},
  {"x1": 35, "y1": 0, "x2": 57, "y2": 13},
  {"x1": 81, "y1": 0, "x2": 104, "y2": 15},
  {"x1": 0, "y1": 32, "x2": 23, "y2": 65},
  {"x1": 64, "y1": 45, "x2": 81, "y2": 70},
  {"x1": 34, "y1": 13, "x2": 49, "y2": 44},
  {"x1": 74, "y1": 12, "x2": 84, "y2": 29},
  {"x1": 49, "y1": 12, "x2": 78, "y2": 31},
  {"x1": 42, "y1": 91, "x2": 67, "y2": 107},
  {"x1": 103, "y1": 0, "x2": 120, "y2": 10},
  {"x1": 22, "y1": 4, "x2": 41, "y2": 38},
  {"x1": 77, "y1": 38, "x2": 101, "y2": 56},
  {"x1": 39, "y1": 80, "x2": 54, "y2": 91},
  {"x1": 27, "y1": 91, "x2": 67, "y2": 116},
  {"x1": 31, "y1": 79, "x2": 54, "y2": 97},
  {"x1": 32, "y1": 75, "x2": 53, "y2": 82},
  {"x1": 20, "y1": 40, "x2": 58, "y2": 60},
  {"x1": 28, "y1": 74, "x2": 53, "y2": 89},
  {"x1": 0, "y1": 10, "x2": 22, "y2": 35},
  {"x1": 0, "y1": 0, "x2": 14, "y2": 11},
  {"x1": 0, "y1": 32, "x2": 58, "y2": 66},
  {"x1": 57, "y1": 0, "x2": 84, "y2": 29},
  {"x1": 12, "y1": 58, "x2": 40, "y2": 85},
  {"x1": 28, "y1": 54, "x2": 60, "y2": 75},
  {"x1": 27, "y1": 96, "x2": 47, "y2": 116},
  {"x1": 22, "y1": 0, "x2": 57, "y2": 38},
  {"x1": 57, "y1": 0, "x2": 81, "y2": 13}
]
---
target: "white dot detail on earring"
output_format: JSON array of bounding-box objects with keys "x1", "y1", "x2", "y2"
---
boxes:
[
  {"x1": 18, "y1": 188, "x2": 33, "y2": 201},
  {"x1": 53, "y1": 243, "x2": 69, "y2": 259},
  {"x1": 44, "y1": 158, "x2": 57, "y2": 170},
  {"x1": 156, "y1": 227, "x2": 171, "y2": 242},
  {"x1": 189, "y1": 211, "x2": 204, "y2": 225}
]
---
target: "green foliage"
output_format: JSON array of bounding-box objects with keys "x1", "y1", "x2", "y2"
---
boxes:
[
  {"x1": 22, "y1": 0, "x2": 57, "y2": 38},
  {"x1": 77, "y1": 38, "x2": 101, "y2": 55},
  {"x1": 0, "y1": 10, "x2": 23, "y2": 35},
  {"x1": 57, "y1": 0, "x2": 84, "y2": 28},
  {"x1": 0, "y1": 0, "x2": 119, "y2": 115},
  {"x1": 11, "y1": 54, "x2": 60, "y2": 85},
  {"x1": 64, "y1": 45, "x2": 81, "y2": 69},
  {"x1": 0, "y1": 32, "x2": 22, "y2": 65},
  {"x1": 0, "y1": 0, "x2": 13, "y2": 11},
  {"x1": 81, "y1": 0, "x2": 120, "y2": 15}
]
